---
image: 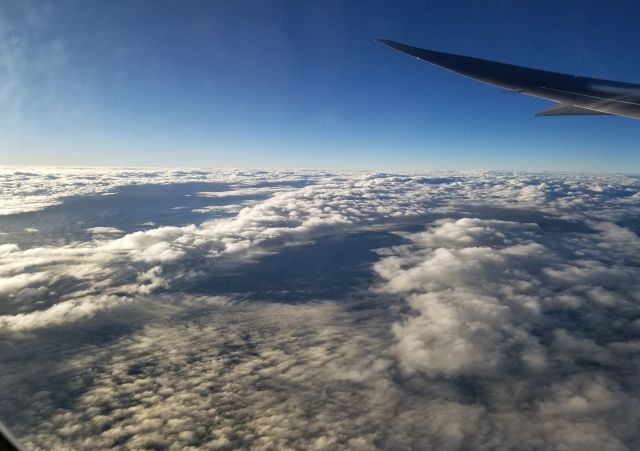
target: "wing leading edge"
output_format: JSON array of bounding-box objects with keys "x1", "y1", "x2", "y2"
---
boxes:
[{"x1": 378, "y1": 39, "x2": 640, "y2": 120}]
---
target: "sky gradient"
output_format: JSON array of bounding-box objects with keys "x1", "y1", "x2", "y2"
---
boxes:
[{"x1": 2, "y1": 0, "x2": 640, "y2": 171}]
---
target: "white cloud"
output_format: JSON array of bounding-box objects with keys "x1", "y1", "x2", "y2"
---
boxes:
[
  {"x1": 0, "y1": 166, "x2": 314, "y2": 215},
  {"x1": 0, "y1": 244, "x2": 20, "y2": 255},
  {"x1": 195, "y1": 186, "x2": 290, "y2": 198},
  {"x1": 1, "y1": 170, "x2": 639, "y2": 335},
  {"x1": 5, "y1": 300, "x2": 397, "y2": 450},
  {"x1": 86, "y1": 226, "x2": 123, "y2": 235},
  {"x1": 0, "y1": 295, "x2": 131, "y2": 332},
  {"x1": 0, "y1": 171, "x2": 444, "y2": 330},
  {"x1": 2, "y1": 168, "x2": 640, "y2": 449},
  {"x1": 369, "y1": 215, "x2": 640, "y2": 448},
  {"x1": 0, "y1": 272, "x2": 48, "y2": 295},
  {"x1": 7, "y1": 290, "x2": 640, "y2": 450},
  {"x1": 375, "y1": 219, "x2": 550, "y2": 376},
  {"x1": 375, "y1": 217, "x2": 640, "y2": 377}
]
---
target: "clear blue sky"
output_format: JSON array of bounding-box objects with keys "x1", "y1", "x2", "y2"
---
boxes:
[{"x1": 2, "y1": 0, "x2": 640, "y2": 171}]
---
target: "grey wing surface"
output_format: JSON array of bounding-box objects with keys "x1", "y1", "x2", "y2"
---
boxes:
[{"x1": 378, "y1": 39, "x2": 640, "y2": 119}]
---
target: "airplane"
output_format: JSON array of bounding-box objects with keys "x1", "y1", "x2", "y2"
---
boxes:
[{"x1": 378, "y1": 39, "x2": 640, "y2": 119}]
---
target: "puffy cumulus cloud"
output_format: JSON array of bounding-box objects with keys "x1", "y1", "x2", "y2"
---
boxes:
[
  {"x1": 192, "y1": 200, "x2": 260, "y2": 214},
  {"x1": 0, "y1": 171, "x2": 446, "y2": 332},
  {"x1": 2, "y1": 168, "x2": 640, "y2": 449},
  {"x1": 86, "y1": 226, "x2": 124, "y2": 235},
  {"x1": 0, "y1": 166, "x2": 313, "y2": 215},
  {"x1": 445, "y1": 172, "x2": 640, "y2": 222},
  {"x1": 3, "y1": 300, "x2": 399, "y2": 450},
  {"x1": 374, "y1": 219, "x2": 549, "y2": 376},
  {"x1": 7, "y1": 293, "x2": 640, "y2": 450},
  {"x1": 0, "y1": 294, "x2": 131, "y2": 332},
  {"x1": 2, "y1": 167, "x2": 639, "y2": 218},
  {"x1": 0, "y1": 271, "x2": 49, "y2": 295},
  {"x1": 372, "y1": 216, "x2": 640, "y2": 449},
  {"x1": 0, "y1": 264, "x2": 167, "y2": 332},
  {"x1": 195, "y1": 186, "x2": 292, "y2": 198}
]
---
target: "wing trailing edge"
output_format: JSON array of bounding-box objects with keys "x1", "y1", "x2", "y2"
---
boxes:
[{"x1": 535, "y1": 104, "x2": 612, "y2": 116}]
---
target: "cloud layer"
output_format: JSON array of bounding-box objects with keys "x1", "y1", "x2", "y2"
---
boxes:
[
  {"x1": 373, "y1": 217, "x2": 640, "y2": 449},
  {"x1": 1, "y1": 168, "x2": 640, "y2": 449}
]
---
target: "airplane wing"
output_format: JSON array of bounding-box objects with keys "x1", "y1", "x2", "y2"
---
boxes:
[
  {"x1": 378, "y1": 39, "x2": 640, "y2": 119},
  {"x1": 0, "y1": 421, "x2": 22, "y2": 451}
]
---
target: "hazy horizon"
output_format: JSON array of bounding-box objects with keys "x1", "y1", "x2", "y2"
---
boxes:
[{"x1": 3, "y1": 164, "x2": 640, "y2": 176}]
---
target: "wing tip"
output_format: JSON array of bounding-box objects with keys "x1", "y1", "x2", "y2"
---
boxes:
[
  {"x1": 376, "y1": 38, "x2": 412, "y2": 52},
  {"x1": 376, "y1": 38, "x2": 399, "y2": 49},
  {"x1": 375, "y1": 39, "x2": 447, "y2": 63}
]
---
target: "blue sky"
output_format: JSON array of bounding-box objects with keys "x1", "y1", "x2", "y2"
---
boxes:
[{"x1": 2, "y1": 0, "x2": 640, "y2": 171}]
